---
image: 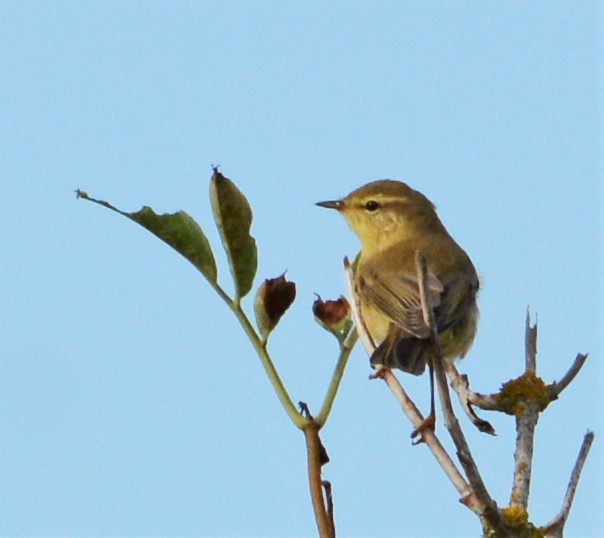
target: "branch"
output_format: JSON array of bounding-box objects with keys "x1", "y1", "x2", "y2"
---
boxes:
[
  {"x1": 231, "y1": 302, "x2": 308, "y2": 428},
  {"x1": 345, "y1": 257, "x2": 507, "y2": 528},
  {"x1": 446, "y1": 363, "x2": 498, "y2": 432},
  {"x1": 525, "y1": 308, "x2": 538, "y2": 372},
  {"x1": 76, "y1": 190, "x2": 306, "y2": 429},
  {"x1": 415, "y1": 253, "x2": 502, "y2": 529},
  {"x1": 379, "y1": 370, "x2": 473, "y2": 501},
  {"x1": 509, "y1": 314, "x2": 541, "y2": 510},
  {"x1": 322, "y1": 481, "x2": 335, "y2": 538},
  {"x1": 303, "y1": 422, "x2": 334, "y2": 538},
  {"x1": 448, "y1": 361, "x2": 537, "y2": 417},
  {"x1": 343, "y1": 259, "x2": 473, "y2": 503},
  {"x1": 542, "y1": 431, "x2": 595, "y2": 537},
  {"x1": 343, "y1": 257, "x2": 375, "y2": 352},
  {"x1": 509, "y1": 408, "x2": 538, "y2": 510},
  {"x1": 502, "y1": 314, "x2": 593, "y2": 534},
  {"x1": 548, "y1": 353, "x2": 589, "y2": 399},
  {"x1": 315, "y1": 328, "x2": 358, "y2": 427}
]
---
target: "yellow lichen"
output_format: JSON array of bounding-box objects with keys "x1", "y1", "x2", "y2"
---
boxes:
[
  {"x1": 501, "y1": 506, "x2": 529, "y2": 527},
  {"x1": 500, "y1": 506, "x2": 545, "y2": 538},
  {"x1": 495, "y1": 371, "x2": 551, "y2": 417}
]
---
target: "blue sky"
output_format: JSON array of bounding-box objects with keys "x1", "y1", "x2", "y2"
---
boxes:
[{"x1": 1, "y1": 2, "x2": 602, "y2": 537}]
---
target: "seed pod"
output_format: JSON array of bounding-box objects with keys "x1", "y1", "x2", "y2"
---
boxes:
[
  {"x1": 313, "y1": 295, "x2": 351, "y2": 333},
  {"x1": 254, "y1": 273, "x2": 296, "y2": 341}
]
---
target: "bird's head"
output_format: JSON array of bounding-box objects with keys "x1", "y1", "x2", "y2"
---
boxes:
[{"x1": 317, "y1": 180, "x2": 439, "y2": 254}]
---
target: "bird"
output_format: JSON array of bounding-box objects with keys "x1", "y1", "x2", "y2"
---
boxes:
[{"x1": 317, "y1": 179, "x2": 479, "y2": 435}]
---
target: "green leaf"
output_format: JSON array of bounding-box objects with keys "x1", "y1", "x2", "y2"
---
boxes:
[
  {"x1": 209, "y1": 169, "x2": 258, "y2": 300},
  {"x1": 76, "y1": 190, "x2": 217, "y2": 283}
]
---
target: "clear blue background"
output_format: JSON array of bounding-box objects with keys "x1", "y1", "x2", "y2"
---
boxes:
[{"x1": 1, "y1": 2, "x2": 602, "y2": 537}]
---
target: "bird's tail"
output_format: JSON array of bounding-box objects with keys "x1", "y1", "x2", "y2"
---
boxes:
[{"x1": 370, "y1": 333, "x2": 429, "y2": 375}]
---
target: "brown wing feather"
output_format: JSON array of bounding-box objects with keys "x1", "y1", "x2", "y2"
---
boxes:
[{"x1": 357, "y1": 270, "x2": 443, "y2": 338}]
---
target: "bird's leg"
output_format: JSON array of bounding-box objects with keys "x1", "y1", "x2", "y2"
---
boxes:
[{"x1": 411, "y1": 355, "x2": 436, "y2": 443}]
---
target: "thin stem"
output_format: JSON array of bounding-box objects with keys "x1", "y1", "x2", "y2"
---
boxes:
[
  {"x1": 315, "y1": 329, "x2": 358, "y2": 427},
  {"x1": 206, "y1": 276, "x2": 305, "y2": 429},
  {"x1": 79, "y1": 190, "x2": 305, "y2": 429},
  {"x1": 304, "y1": 424, "x2": 334, "y2": 538},
  {"x1": 224, "y1": 294, "x2": 306, "y2": 429}
]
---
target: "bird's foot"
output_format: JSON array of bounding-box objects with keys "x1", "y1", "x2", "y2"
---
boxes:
[
  {"x1": 411, "y1": 414, "x2": 435, "y2": 445},
  {"x1": 368, "y1": 366, "x2": 388, "y2": 380}
]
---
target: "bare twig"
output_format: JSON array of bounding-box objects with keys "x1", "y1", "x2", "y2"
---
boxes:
[
  {"x1": 525, "y1": 309, "x2": 538, "y2": 372},
  {"x1": 414, "y1": 252, "x2": 454, "y2": 431},
  {"x1": 322, "y1": 481, "x2": 335, "y2": 538},
  {"x1": 343, "y1": 257, "x2": 375, "y2": 352},
  {"x1": 548, "y1": 353, "x2": 589, "y2": 399},
  {"x1": 542, "y1": 431, "x2": 595, "y2": 537},
  {"x1": 446, "y1": 363, "x2": 499, "y2": 432},
  {"x1": 449, "y1": 346, "x2": 588, "y2": 421},
  {"x1": 509, "y1": 313, "x2": 542, "y2": 511},
  {"x1": 303, "y1": 423, "x2": 334, "y2": 538},
  {"x1": 379, "y1": 369, "x2": 473, "y2": 502},
  {"x1": 506, "y1": 314, "x2": 594, "y2": 535},
  {"x1": 510, "y1": 408, "x2": 539, "y2": 510},
  {"x1": 415, "y1": 253, "x2": 502, "y2": 529}
]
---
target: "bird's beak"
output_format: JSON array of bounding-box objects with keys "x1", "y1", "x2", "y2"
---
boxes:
[{"x1": 316, "y1": 199, "x2": 344, "y2": 211}]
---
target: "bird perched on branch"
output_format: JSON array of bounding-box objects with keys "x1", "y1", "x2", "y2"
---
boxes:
[{"x1": 317, "y1": 180, "x2": 479, "y2": 435}]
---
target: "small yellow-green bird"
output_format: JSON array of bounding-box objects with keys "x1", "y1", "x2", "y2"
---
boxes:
[{"x1": 317, "y1": 180, "x2": 479, "y2": 378}]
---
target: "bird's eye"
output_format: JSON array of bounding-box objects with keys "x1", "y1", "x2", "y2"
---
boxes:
[{"x1": 364, "y1": 200, "x2": 380, "y2": 212}]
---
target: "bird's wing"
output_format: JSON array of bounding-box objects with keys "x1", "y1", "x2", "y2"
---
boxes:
[
  {"x1": 357, "y1": 271, "x2": 443, "y2": 338},
  {"x1": 433, "y1": 274, "x2": 478, "y2": 333}
]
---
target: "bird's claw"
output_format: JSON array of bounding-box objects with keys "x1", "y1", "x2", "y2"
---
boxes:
[{"x1": 411, "y1": 415, "x2": 435, "y2": 445}]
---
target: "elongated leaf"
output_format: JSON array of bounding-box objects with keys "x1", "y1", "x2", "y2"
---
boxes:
[
  {"x1": 209, "y1": 170, "x2": 257, "y2": 299},
  {"x1": 76, "y1": 190, "x2": 217, "y2": 283}
]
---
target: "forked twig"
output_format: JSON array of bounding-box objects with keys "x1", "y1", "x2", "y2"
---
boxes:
[{"x1": 508, "y1": 314, "x2": 593, "y2": 535}]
